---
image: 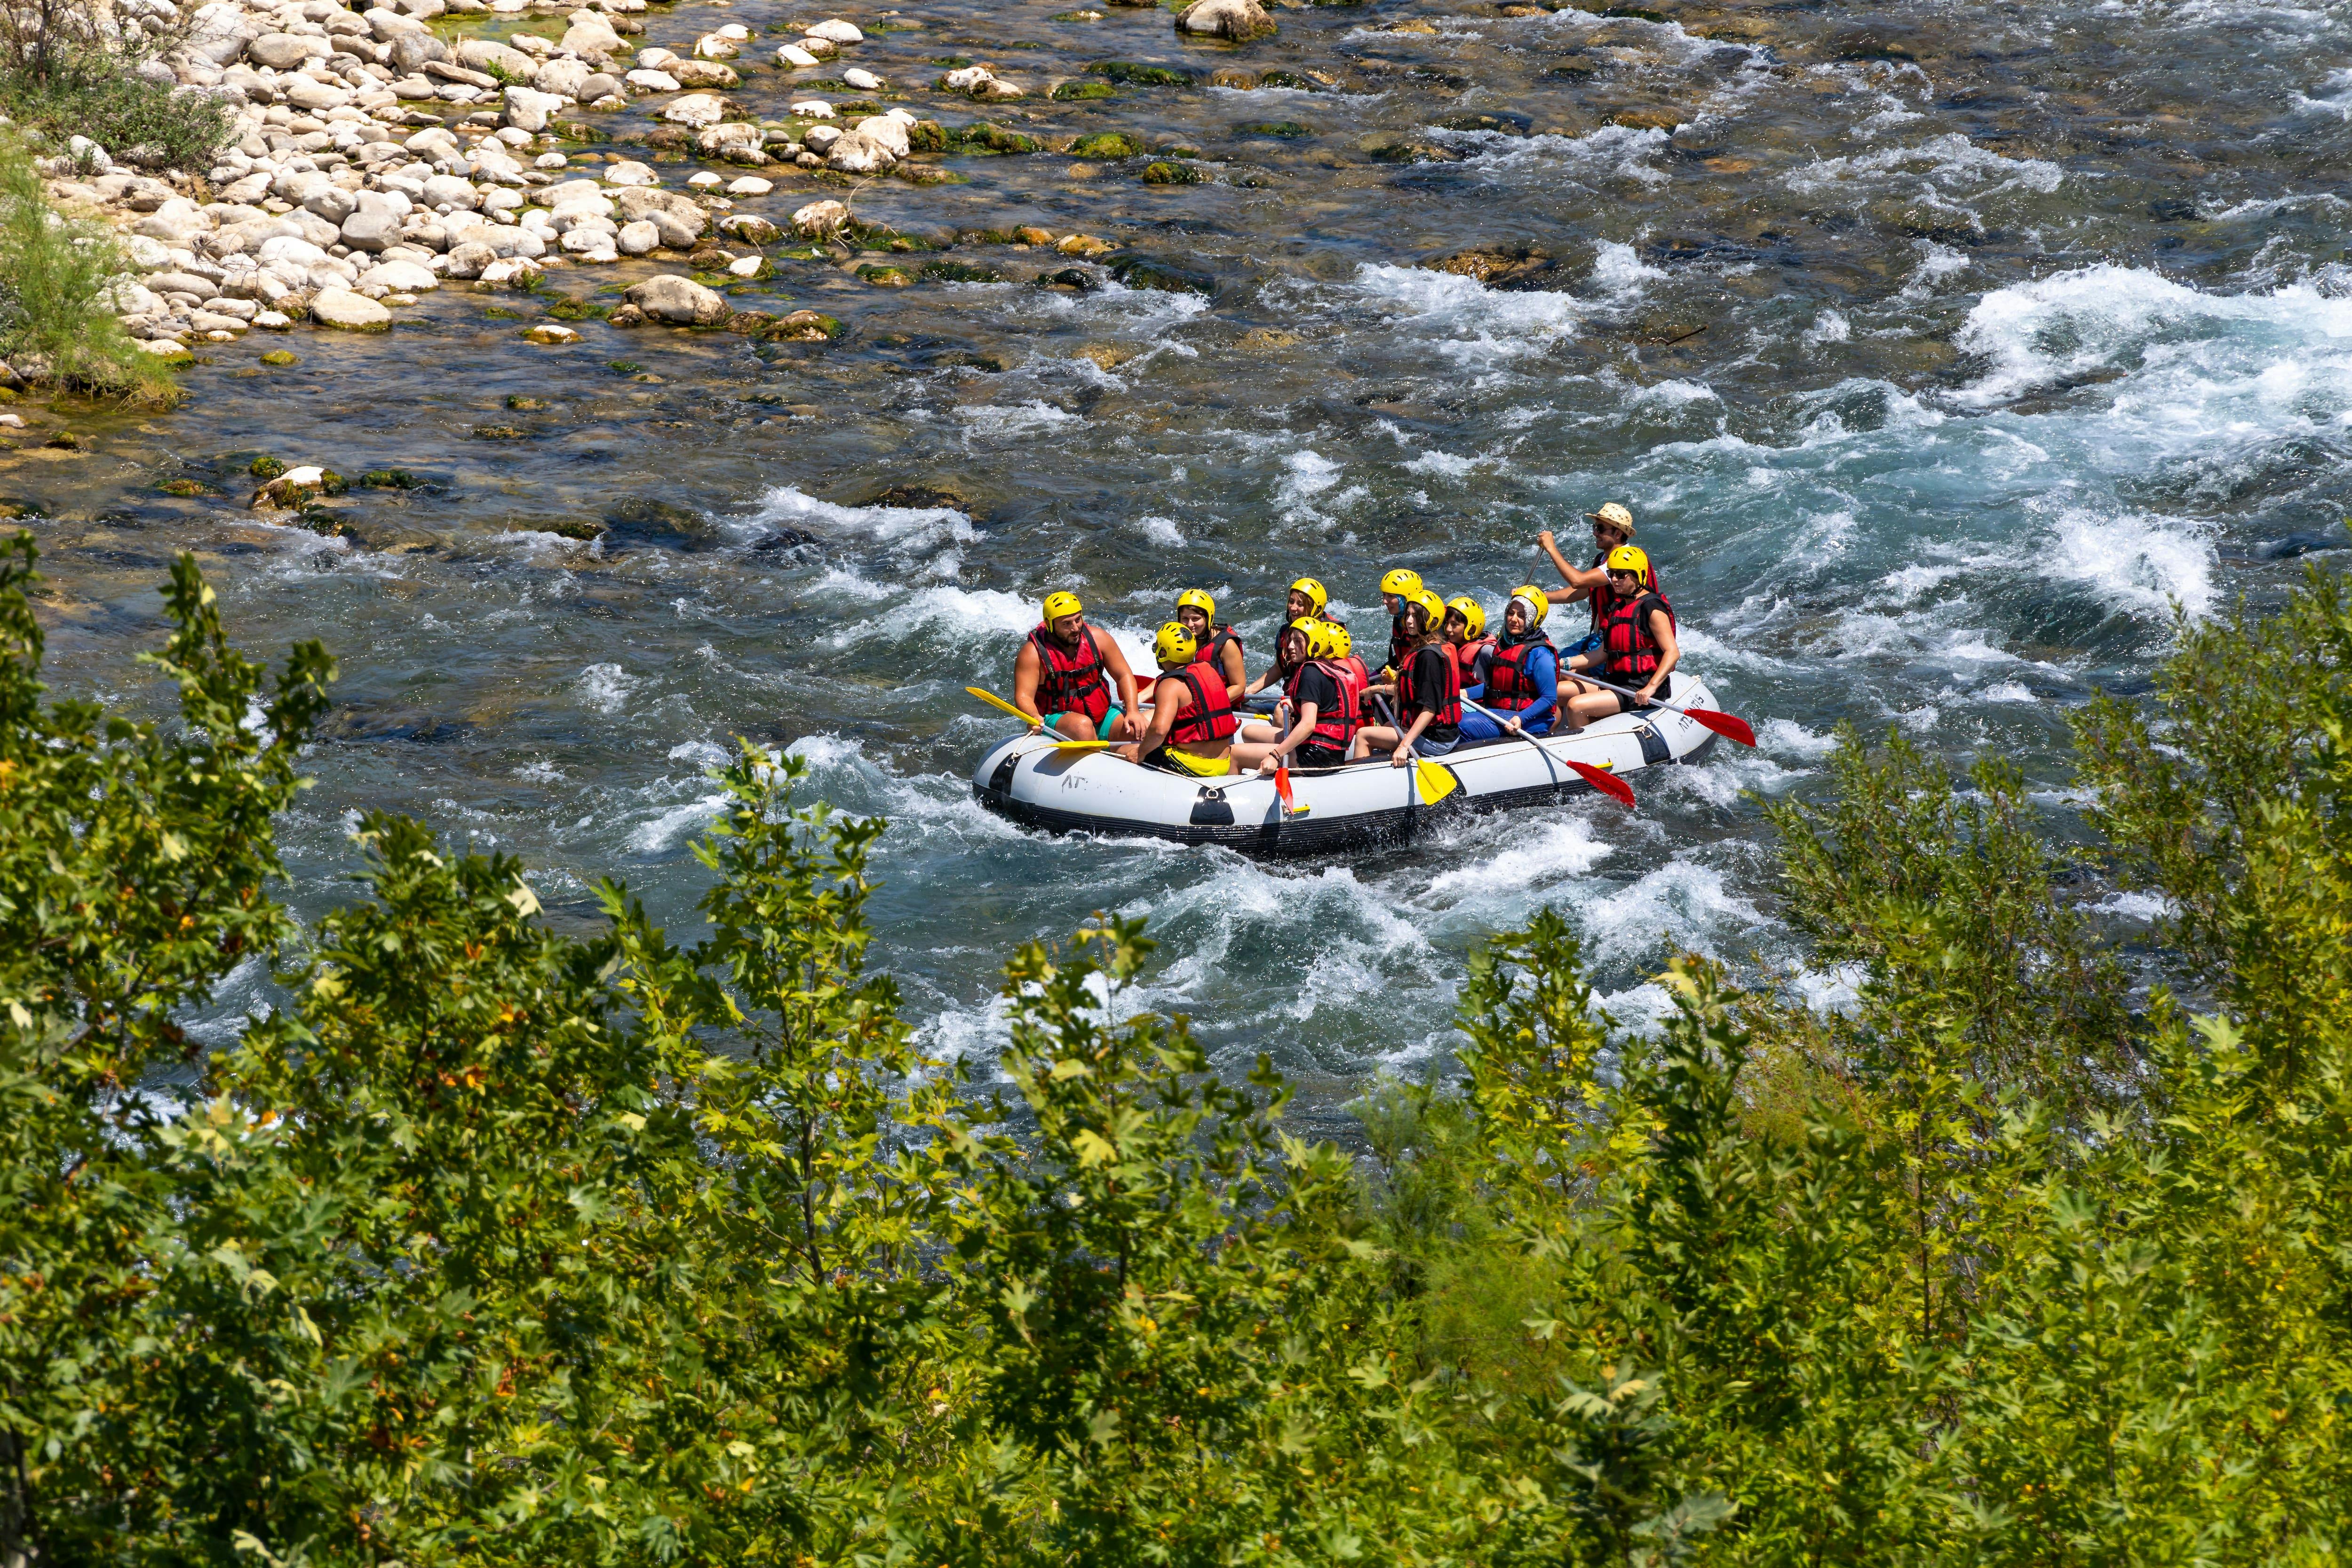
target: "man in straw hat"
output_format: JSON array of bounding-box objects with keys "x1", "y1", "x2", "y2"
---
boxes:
[{"x1": 1536, "y1": 501, "x2": 1660, "y2": 664}]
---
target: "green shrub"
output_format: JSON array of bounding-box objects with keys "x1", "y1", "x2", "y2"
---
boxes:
[
  {"x1": 0, "y1": 140, "x2": 173, "y2": 401},
  {"x1": 0, "y1": 50, "x2": 231, "y2": 172}
]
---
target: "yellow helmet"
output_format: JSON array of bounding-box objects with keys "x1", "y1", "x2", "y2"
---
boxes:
[
  {"x1": 1380, "y1": 567, "x2": 1423, "y2": 598},
  {"x1": 1175, "y1": 587, "x2": 1216, "y2": 621},
  {"x1": 1508, "y1": 586, "x2": 1549, "y2": 629},
  {"x1": 1300, "y1": 621, "x2": 1341, "y2": 661},
  {"x1": 1408, "y1": 587, "x2": 1446, "y2": 634},
  {"x1": 1326, "y1": 621, "x2": 1354, "y2": 660},
  {"x1": 1606, "y1": 545, "x2": 1651, "y2": 578},
  {"x1": 1289, "y1": 576, "x2": 1328, "y2": 615},
  {"x1": 1153, "y1": 620, "x2": 1199, "y2": 666},
  {"x1": 1281, "y1": 616, "x2": 1318, "y2": 659},
  {"x1": 1444, "y1": 595, "x2": 1486, "y2": 640},
  {"x1": 1041, "y1": 590, "x2": 1084, "y2": 625}
]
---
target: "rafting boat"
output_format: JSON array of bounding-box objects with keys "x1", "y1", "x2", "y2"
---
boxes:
[{"x1": 971, "y1": 674, "x2": 1726, "y2": 857}]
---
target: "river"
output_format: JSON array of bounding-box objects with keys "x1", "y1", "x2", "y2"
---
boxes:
[{"x1": 18, "y1": 0, "x2": 2352, "y2": 1123}]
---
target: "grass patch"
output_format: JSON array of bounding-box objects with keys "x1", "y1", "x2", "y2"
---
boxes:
[
  {"x1": 0, "y1": 49, "x2": 232, "y2": 172},
  {"x1": 0, "y1": 138, "x2": 175, "y2": 403}
]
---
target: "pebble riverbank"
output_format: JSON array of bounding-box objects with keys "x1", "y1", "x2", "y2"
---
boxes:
[{"x1": 36, "y1": 0, "x2": 1302, "y2": 377}]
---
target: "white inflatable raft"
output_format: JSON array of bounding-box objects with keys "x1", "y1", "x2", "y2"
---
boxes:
[{"x1": 971, "y1": 674, "x2": 1726, "y2": 857}]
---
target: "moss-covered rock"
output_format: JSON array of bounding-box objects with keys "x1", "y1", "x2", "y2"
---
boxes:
[
  {"x1": 1071, "y1": 130, "x2": 1145, "y2": 158},
  {"x1": 1085, "y1": 61, "x2": 1193, "y2": 87},
  {"x1": 1140, "y1": 159, "x2": 1206, "y2": 185}
]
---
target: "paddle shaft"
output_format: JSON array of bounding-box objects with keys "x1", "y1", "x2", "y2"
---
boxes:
[
  {"x1": 1459, "y1": 697, "x2": 1635, "y2": 807},
  {"x1": 1557, "y1": 670, "x2": 1756, "y2": 745}
]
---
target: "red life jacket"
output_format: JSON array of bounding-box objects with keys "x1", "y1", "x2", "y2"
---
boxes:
[
  {"x1": 1397, "y1": 643, "x2": 1460, "y2": 730},
  {"x1": 1190, "y1": 624, "x2": 1243, "y2": 675},
  {"x1": 1485, "y1": 633, "x2": 1556, "y2": 712},
  {"x1": 1027, "y1": 622, "x2": 1109, "y2": 725},
  {"x1": 1162, "y1": 665, "x2": 1237, "y2": 748},
  {"x1": 1602, "y1": 592, "x2": 1675, "y2": 687},
  {"x1": 1345, "y1": 653, "x2": 1374, "y2": 692},
  {"x1": 1452, "y1": 635, "x2": 1495, "y2": 688},
  {"x1": 1589, "y1": 550, "x2": 1662, "y2": 631},
  {"x1": 1286, "y1": 657, "x2": 1361, "y2": 752}
]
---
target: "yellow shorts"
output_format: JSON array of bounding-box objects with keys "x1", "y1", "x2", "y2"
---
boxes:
[{"x1": 1147, "y1": 746, "x2": 1231, "y2": 778}]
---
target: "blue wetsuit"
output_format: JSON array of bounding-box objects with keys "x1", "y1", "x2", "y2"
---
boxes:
[{"x1": 1460, "y1": 639, "x2": 1559, "y2": 740}]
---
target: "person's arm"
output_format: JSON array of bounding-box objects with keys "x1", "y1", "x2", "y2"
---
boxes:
[
  {"x1": 1508, "y1": 648, "x2": 1560, "y2": 732},
  {"x1": 1391, "y1": 708, "x2": 1433, "y2": 763},
  {"x1": 1639, "y1": 609, "x2": 1680, "y2": 701},
  {"x1": 1121, "y1": 676, "x2": 1182, "y2": 761},
  {"x1": 1011, "y1": 641, "x2": 1046, "y2": 727},
  {"x1": 1539, "y1": 530, "x2": 1605, "y2": 598},
  {"x1": 1096, "y1": 628, "x2": 1141, "y2": 719},
  {"x1": 1259, "y1": 702, "x2": 1320, "y2": 771}
]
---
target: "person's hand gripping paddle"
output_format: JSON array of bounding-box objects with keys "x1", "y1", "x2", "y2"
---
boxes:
[
  {"x1": 1459, "y1": 696, "x2": 1635, "y2": 808},
  {"x1": 965, "y1": 686, "x2": 1119, "y2": 750}
]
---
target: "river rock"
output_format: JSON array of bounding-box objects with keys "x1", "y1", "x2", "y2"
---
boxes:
[
  {"x1": 1176, "y1": 0, "x2": 1276, "y2": 40},
  {"x1": 826, "y1": 129, "x2": 894, "y2": 173},
  {"x1": 388, "y1": 32, "x2": 447, "y2": 72},
  {"x1": 626, "y1": 68, "x2": 680, "y2": 92},
  {"x1": 663, "y1": 93, "x2": 731, "y2": 127},
  {"x1": 940, "y1": 65, "x2": 992, "y2": 93},
  {"x1": 672, "y1": 59, "x2": 739, "y2": 87},
  {"x1": 340, "y1": 209, "x2": 401, "y2": 251},
  {"x1": 524, "y1": 323, "x2": 581, "y2": 344},
  {"x1": 358, "y1": 257, "x2": 438, "y2": 291},
  {"x1": 459, "y1": 38, "x2": 537, "y2": 78},
  {"x1": 284, "y1": 78, "x2": 350, "y2": 112},
  {"x1": 720, "y1": 213, "x2": 780, "y2": 243},
  {"x1": 149, "y1": 270, "x2": 220, "y2": 300},
  {"x1": 480, "y1": 257, "x2": 544, "y2": 288},
  {"x1": 805, "y1": 18, "x2": 863, "y2": 43},
  {"x1": 776, "y1": 43, "x2": 820, "y2": 66},
  {"x1": 803, "y1": 124, "x2": 842, "y2": 153},
  {"x1": 252, "y1": 466, "x2": 332, "y2": 507},
  {"x1": 580, "y1": 72, "x2": 623, "y2": 102},
  {"x1": 366, "y1": 7, "x2": 428, "y2": 40},
  {"x1": 249, "y1": 32, "x2": 331, "y2": 69},
  {"x1": 536, "y1": 57, "x2": 593, "y2": 97},
  {"x1": 422, "y1": 174, "x2": 481, "y2": 210},
  {"x1": 444, "y1": 241, "x2": 498, "y2": 278},
  {"x1": 625, "y1": 274, "x2": 730, "y2": 325},
  {"x1": 791, "y1": 198, "x2": 849, "y2": 237},
  {"x1": 605, "y1": 160, "x2": 660, "y2": 187},
  {"x1": 503, "y1": 86, "x2": 566, "y2": 131},
  {"x1": 843, "y1": 66, "x2": 882, "y2": 90},
  {"x1": 615, "y1": 219, "x2": 659, "y2": 254},
  {"x1": 613, "y1": 187, "x2": 707, "y2": 245},
  {"x1": 854, "y1": 114, "x2": 912, "y2": 158},
  {"x1": 561, "y1": 8, "x2": 623, "y2": 56},
  {"x1": 311, "y1": 288, "x2": 391, "y2": 330}
]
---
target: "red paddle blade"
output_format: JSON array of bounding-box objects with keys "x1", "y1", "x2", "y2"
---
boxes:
[
  {"x1": 1683, "y1": 705, "x2": 1757, "y2": 748},
  {"x1": 1275, "y1": 764, "x2": 1294, "y2": 812},
  {"x1": 1566, "y1": 759, "x2": 1636, "y2": 808}
]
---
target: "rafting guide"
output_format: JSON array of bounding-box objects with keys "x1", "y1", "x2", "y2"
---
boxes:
[{"x1": 966, "y1": 527, "x2": 1756, "y2": 854}]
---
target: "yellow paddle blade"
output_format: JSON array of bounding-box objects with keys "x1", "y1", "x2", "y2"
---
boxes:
[
  {"x1": 1053, "y1": 740, "x2": 1119, "y2": 751},
  {"x1": 1414, "y1": 759, "x2": 1459, "y2": 806},
  {"x1": 966, "y1": 685, "x2": 1035, "y2": 724}
]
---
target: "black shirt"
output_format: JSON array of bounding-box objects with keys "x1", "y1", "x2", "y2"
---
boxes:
[
  {"x1": 1291, "y1": 663, "x2": 1341, "y2": 718},
  {"x1": 1402, "y1": 645, "x2": 1460, "y2": 744}
]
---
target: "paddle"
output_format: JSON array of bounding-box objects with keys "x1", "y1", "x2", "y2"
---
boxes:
[
  {"x1": 1562, "y1": 673, "x2": 1758, "y2": 748},
  {"x1": 1460, "y1": 696, "x2": 1635, "y2": 808},
  {"x1": 966, "y1": 685, "x2": 1131, "y2": 752},
  {"x1": 1369, "y1": 690, "x2": 1458, "y2": 806}
]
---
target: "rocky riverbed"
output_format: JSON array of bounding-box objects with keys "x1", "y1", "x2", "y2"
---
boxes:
[{"x1": 15, "y1": 0, "x2": 2352, "y2": 1105}]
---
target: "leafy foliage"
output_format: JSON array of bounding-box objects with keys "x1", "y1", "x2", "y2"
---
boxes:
[{"x1": 3, "y1": 533, "x2": 2349, "y2": 1566}]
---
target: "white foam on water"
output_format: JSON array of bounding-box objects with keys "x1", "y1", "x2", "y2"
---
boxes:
[
  {"x1": 1783, "y1": 133, "x2": 2063, "y2": 201},
  {"x1": 1629, "y1": 379, "x2": 1720, "y2": 407},
  {"x1": 1757, "y1": 718, "x2": 1838, "y2": 758},
  {"x1": 1419, "y1": 817, "x2": 1615, "y2": 904},
  {"x1": 627, "y1": 790, "x2": 729, "y2": 854},
  {"x1": 956, "y1": 400, "x2": 1084, "y2": 444},
  {"x1": 1592, "y1": 239, "x2": 1666, "y2": 293},
  {"x1": 1132, "y1": 513, "x2": 1186, "y2": 545},
  {"x1": 2089, "y1": 890, "x2": 2177, "y2": 920},
  {"x1": 2048, "y1": 504, "x2": 2216, "y2": 618},
  {"x1": 747, "y1": 484, "x2": 976, "y2": 554},
  {"x1": 1580, "y1": 858, "x2": 1769, "y2": 968},
  {"x1": 1346, "y1": 262, "x2": 1593, "y2": 365},
  {"x1": 1405, "y1": 448, "x2": 1479, "y2": 477},
  {"x1": 1429, "y1": 123, "x2": 1675, "y2": 187},
  {"x1": 578, "y1": 662, "x2": 636, "y2": 715},
  {"x1": 1804, "y1": 309, "x2": 1852, "y2": 346}
]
